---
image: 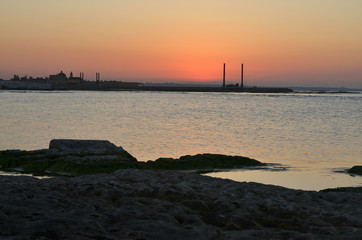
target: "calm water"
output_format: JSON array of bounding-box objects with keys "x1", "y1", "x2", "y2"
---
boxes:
[{"x1": 1, "y1": 90, "x2": 361, "y2": 190}]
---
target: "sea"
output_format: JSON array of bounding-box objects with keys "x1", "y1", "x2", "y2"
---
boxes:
[{"x1": 1, "y1": 89, "x2": 361, "y2": 191}]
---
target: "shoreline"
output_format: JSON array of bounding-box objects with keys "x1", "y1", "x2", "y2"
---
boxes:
[
  {"x1": 1, "y1": 140, "x2": 361, "y2": 238},
  {"x1": 0, "y1": 79, "x2": 293, "y2": 93},
  {"x1": 2, "y1": 84, "x2": 361, "y2": 95},
  {"x1": 1, "y1": 139, "x2": 361, "y2": 191},
  {"x1": 2, "y1": 165, "x2": 360, "y2": 192}
]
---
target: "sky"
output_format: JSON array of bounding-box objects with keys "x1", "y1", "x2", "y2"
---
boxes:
[{"x1": 1, "y1": 0, "x2": 361, "y2": 88}]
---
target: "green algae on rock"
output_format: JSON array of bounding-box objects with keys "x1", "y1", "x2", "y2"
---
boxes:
[
  {"x1": 0, "y1": 149, "x2": 137, "y2": 176},
  {"x1": 142, "y1": 153, "x2": 265, "y2": 172},
  {"x1": 348, "y1": 165, "x2": 362, "y2": 176},
  {"x1": 0, "y1": 140, "x2": 137, "y2": 176},
  {"x1": 0, "y1": 140, "x2": 265, "y2": 177}
]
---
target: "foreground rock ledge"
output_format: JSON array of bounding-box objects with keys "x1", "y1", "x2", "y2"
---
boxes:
[{"x1": 0, "y1": 169, "x2": 361, "y2": 239}]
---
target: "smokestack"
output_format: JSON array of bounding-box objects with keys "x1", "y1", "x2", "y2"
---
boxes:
[
  {"x1": 223, "y1": 63, "x2": 226, "y2": 88},
  {"x1": 96, "y1": 72, "x2": 100, "y2": 83},
  {"x1": 241, "y1": 63, "x2": 244, "y2": 88}
]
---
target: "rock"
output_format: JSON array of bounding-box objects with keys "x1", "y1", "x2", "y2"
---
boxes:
[
  {"x1": 49, "y1": 139, "x2": 124, "y2": 154},
  {"x1": 320, "y1": 186, "x2": 362, "y2": 193},
  {"x1": 0, "y1": 141, "x2": 267, "y2": 177},
  {"x1": 0, "y1": 169, "x2": 361, "y2": 239},
  {"x1": 0, "y1": 140, "x2": 137, "y2": 176},
  {"x1": 348, "y1": 165, "x2": 362, "y2": 176},
  {"x1": 143, "y1": 153, "x2": 264, "y2": 172}
]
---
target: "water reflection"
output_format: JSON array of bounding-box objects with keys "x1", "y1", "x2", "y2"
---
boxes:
[
  {"x1": 0, "y1": 171, "x2": 49, "y2": 179},
  {"x1": 205, "y1": 167, "x2": 361, "y2": 191},
  {"x1": 0, "y1": 90, "x2": 361, "y2": 190}
]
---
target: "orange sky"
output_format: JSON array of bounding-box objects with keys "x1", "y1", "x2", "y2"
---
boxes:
[{"x1": 1, "y1": 0, "x2": 361, "y2": 88}]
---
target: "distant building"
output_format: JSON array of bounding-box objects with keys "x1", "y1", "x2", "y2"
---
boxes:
[
  {"x1": 70, "y1": 72, "x2": 84, "y2": 83},
  {"x1": 49, "y1": 71, "x2": 84, "y2": 85},
  {"x1": 49, "y1": 71, "x2": 67, "y2": 81}
]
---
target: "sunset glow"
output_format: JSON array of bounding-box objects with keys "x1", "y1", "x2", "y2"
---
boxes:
[{"x1": 1, "y1": 0, "x2": 361, "y2": 87}]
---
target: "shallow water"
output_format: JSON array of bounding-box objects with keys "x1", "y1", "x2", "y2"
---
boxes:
[
  {"x1": 205, "y1": 166, "x2": 360, "y2": 191},
  {"x1": 1, "y1": 90, "x2": 361, "y2": 190}
]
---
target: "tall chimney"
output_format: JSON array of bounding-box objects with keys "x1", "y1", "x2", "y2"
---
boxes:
[
  {"x1": 223, "y1": 63, "x2": 226, "y2": 88},
  {"x1": 241, "y1": 63, "x2": 244, "y2": 88},
  {"x1": 96, "y1": 72, "x2": 100, "y2": 83}
]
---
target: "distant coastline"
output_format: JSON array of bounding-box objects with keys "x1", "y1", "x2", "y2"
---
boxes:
[
  {"x1": 2, "y1": 79, "x2": 362, "y2": 94},
  {"x1": 0, "y1": 70, "x2": 295, "y2": 93},
  {"x1": 2, "y1": 70, "x2": 361, "y2": 93},
  {"x1": 0, "y1": 79, "x2": 293, "y2": 93}
]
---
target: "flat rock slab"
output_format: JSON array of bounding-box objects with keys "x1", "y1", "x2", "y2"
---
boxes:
[
  {"x1": 0, "y1": 140, "x2": 136, "y2": 176},
  {"x1": 49, "y1": 139, "x2": 124, "y2": 154},
  {"x1": 0, "y1": 170, "x2": 361, "y2": 239}
]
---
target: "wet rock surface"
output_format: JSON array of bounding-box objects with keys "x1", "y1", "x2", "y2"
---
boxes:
[{"x1": 1, "y1": 169, "x2": 361, "y2": 239}]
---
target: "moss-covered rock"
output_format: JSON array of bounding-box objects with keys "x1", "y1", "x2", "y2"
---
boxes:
[
  {"x1": 0, "y1": 140, "x2": 265, "y2": 177},
  {"x1": 0, "y1": 150, "x2": 264, "y2": 177},
  {"x1": 142, "y1": 153, "x2": 264, "y2": 172},
  {"x1": 347, "y1": 165, "x2": 362, "y2": 176},
  {"x1": 0, "y1": 149, "x2": 137, "y2": 177}
]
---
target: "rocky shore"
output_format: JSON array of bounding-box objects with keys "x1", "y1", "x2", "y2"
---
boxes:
[
  {"x1": 0, "y1": 140, "x2": 264, "y2": 177},
  {"x1": 1, "y1": 140, "x2": 361, "y2": 239},
  {"x1": 1, "y1": 169, "x2": 361, "y2": 240}
]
